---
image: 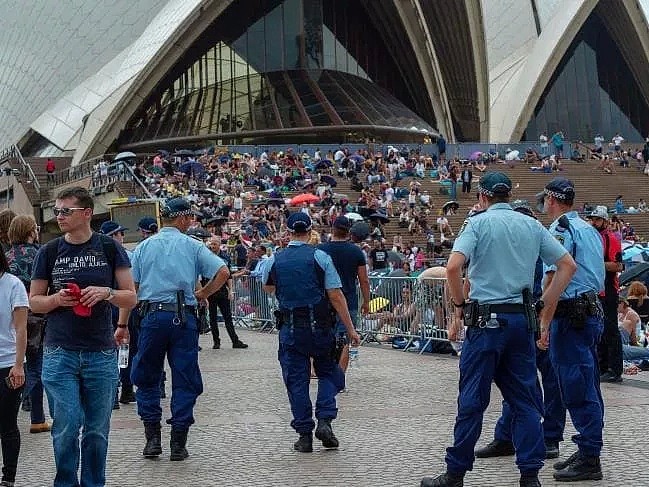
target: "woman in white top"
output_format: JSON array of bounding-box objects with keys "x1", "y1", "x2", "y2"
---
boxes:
[{"x1": 0, "y1": 250, "x2": 28, "y2": 487}]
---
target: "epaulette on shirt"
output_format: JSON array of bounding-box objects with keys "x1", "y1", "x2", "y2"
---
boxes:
[{"x1": 458, "y1": 209, "x2": 486, "y2": 235}]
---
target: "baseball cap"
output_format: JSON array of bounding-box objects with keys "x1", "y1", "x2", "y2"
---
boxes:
[
  {"x1": 137, "y1": 216, "x2": 158, "y2": 233},
  {"x1": 160, "y1": 197, "x2": 200, "y2": 218},
  {"x1": 286, "y1": 212, "x2": 312, "y2": 232},
  {"x1": 99, "y1": 220, "x2": 128, "y2": 236},
  {"x1": 333, "y1": 216, "x2": 352, "y2": 231},
  {"x1": 350, "y1": 221, "x2": 370, "y2": 241},
  {"x1": 186, "y1": 227, "x2": 212, "y2": 240},
  {"x1": 589, "y1": 205, "x2": 609, "y2": 220},
  {"x1": 510, "y1": 199, "x2": 535, "y2": 219},
  {"x1": 477, "y1": 172, "x2": 512, "y2": 196}
]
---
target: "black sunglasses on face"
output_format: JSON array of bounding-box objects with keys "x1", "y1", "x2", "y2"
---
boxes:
[{"x1": 53, "y1": 207, "x2": 87, "y2": 217}]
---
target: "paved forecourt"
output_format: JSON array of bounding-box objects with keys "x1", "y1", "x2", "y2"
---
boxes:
[{"x1": 16, "y1": 330, "x2": 649, "y2": 486}]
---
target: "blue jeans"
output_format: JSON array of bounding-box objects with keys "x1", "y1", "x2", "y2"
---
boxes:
[
  {"x1": 41, "y1": 347, "x2": 118, "y2": 487},
  {"x1": 24, "y1": 350, "x2": 46, "y2": 424}
]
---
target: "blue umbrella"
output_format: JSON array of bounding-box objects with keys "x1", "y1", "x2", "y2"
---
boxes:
[
  {"x1": 179, "y1": 161, "x2": 205, "y2": 176},
  {"x1": 320, "y1": 175, "x2": 337, "y2": 187},
  {"x1": 351, "y1": 155, "x2": 365, "y2": 162},
  {"x1": 316, "y1": 159, "x2": 333, "y2": 168}
]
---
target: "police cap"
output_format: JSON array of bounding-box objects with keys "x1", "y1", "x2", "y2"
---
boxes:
[
  {"x1": 287, "y1": 212, "x2": 312, "y2": 232},
  {"x1": 137, "y1": 216, "x2": 158, "y2": 233},
  {"x1": 535, "y1": 177, "x2": 575, "y2": 211},
  {"x1": 477, "y1": 172, "x2": 512, "y2": 197},
  {"x1": 160, "y1": 197, "x2": 200, "y2": 218},
  {"x1": 99, "y1": 220, "x2": 128, "y2": 236}
]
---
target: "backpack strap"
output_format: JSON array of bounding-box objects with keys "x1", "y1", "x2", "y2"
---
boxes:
[
  {"x1": 44, "y1": 237, "x2": 63, "y2": 292},
  {"x1": 96, "y1": 234, "x2": 117, "y2": 287}
]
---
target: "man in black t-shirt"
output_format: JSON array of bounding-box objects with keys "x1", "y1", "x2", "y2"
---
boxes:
[
  {"x1": 318, "y1": 217, "x2": 370, "y2": 373},
  {"x1": 30, "y1": 187, "x2": 137, "y2": 487},
  {"x1": 369, "y1": 240, "x2": 388, "y2": 270}
]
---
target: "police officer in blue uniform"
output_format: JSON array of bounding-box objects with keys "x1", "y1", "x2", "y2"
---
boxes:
[
  {"x1": 130, "y1": 197, "x2": 230, "y2": 461},
  {"x1": 421, "y1": 172, "x2": 576, "y2": 487},
  {"x1": 475, "y1": 200, "x2": 566, "y2": 460},
  {"x1": 262, "y1": 212, "x2": 360, "y2": 453},
  {"x1": 537, "y1": 178, "x2": 605, "y2": 482}
]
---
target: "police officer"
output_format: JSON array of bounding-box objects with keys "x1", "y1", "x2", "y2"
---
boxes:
[
  {"x1": 130, "y1": 197, "x2": 230, "y2": 461},
  {"x1": 474, "y1": 200, "x2": 566, "y2": 461},
  {"x1": 421, "y1": 172, "x2": 576, "y2": 487},
  {"x1": 262, "y1": 212, "x2": 360, "y2": 453},
  {"x1": 137, "y1": 216, "x2": 158, "y2": 240},
  {"x1": 537, "y1": 178, "x2": 605, "y2": 482}
]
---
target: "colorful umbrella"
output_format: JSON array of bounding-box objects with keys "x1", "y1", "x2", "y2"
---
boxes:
[{"x1": 290, "y1": 193, "x2": 320, "y2": 205}]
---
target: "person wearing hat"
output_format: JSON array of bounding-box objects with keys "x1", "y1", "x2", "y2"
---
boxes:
[
  {"x1": 130, "y1": 197, "x2": 230, "y2": 461},
  {"x1": 262, "y1": 212, "x2": 360, "y2": 453},
  {"x1": 537, "y1": 178, "x2": 605, "y2": 481},
  {"x1": 475, "y1": 199, "x2": 566, "y2": 462},
  {"x1": 99, "y1": 220, "x2": 138, "y2": 407},
  {"x1": 422, "y1": 172, "x2": 576, "y2": 487},
  {"x1": 137, "y1": 217, "x2": 158, "y2": 240},
  {"x1": 318, "y1": 216, "x2": 370, "y2": 374},
  {"x1": 588, "y1": 205, "x2": 623, "y2": 383}
]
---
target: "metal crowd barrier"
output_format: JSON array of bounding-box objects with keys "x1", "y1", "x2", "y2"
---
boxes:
[{"x1": 228, "y1": 274, "x2": 456, "y2": 354}]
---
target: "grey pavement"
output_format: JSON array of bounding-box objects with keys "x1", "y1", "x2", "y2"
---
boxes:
[{"x1": 16, "y1": 329, "x2": 649, "y2": 486}]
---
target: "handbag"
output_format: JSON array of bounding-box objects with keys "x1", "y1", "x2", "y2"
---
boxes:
[{"x1": 26, "y1": 312, "x2": 46, "y2": 354}]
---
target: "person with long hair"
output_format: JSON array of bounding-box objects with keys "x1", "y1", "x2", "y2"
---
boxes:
[
  {"x1": 0, "y1": 248, "x2": 29, "y2": 487},
  {"x1": 0, "y1": 209, "x2": 16, "y2": 253},
  {"x1": 5, "y1": 215, "x2": 50, "y2": 434},
  {"x1": 626, "y1": 281, "x2": 649, "y2": 326}
]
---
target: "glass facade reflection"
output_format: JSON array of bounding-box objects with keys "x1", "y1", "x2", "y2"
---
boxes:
[
  {"x1": 119, "y1": 0, "x2": 435, "y2": 147},
  {"x1": 523, "y1": 13, "x2": 649, "y2": 142}
]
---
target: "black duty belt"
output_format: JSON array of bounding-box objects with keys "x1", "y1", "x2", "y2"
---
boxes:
[
  {"x1": 143, "y1": 302, "x2": 197, "y2": 315},
  {"x1": 478, "y1": 303, "x2": 527, "y2": 314}
]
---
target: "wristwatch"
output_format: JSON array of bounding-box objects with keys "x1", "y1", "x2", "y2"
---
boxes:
[{"x1": 105, "y1": 287, "x2": 116, "y2": 302}]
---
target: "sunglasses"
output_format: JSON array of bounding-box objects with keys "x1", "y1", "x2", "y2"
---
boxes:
[{"x1": 53, "y1": 207, "x2": 87, "y2": 217}]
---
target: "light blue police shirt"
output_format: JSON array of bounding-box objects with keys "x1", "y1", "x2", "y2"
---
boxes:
[
  {"x1": 453, "y1": 203, "x2": 568, "y2": 304},
  {"x1": 131, "y1": 227, "x2": 226, "y2": 306},
  {"x1": 544, "y1": 210, "x2": 604, "y2": 299},
  {"x1": 261, "y1": 241, "x2": 342, "y2": 290}
]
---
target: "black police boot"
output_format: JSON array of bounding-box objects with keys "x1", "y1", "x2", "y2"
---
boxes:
[
  {"x1": 553, "y1": 453, "x2": 602, "y2": 482},
  {"x1": 142, "y1": 422, "x2": 162, "y2": 458},
  {"x1": 119, "y1": 384, "x2": 136, "y2": 404},
  {"x1": 475, "y1": 439, "x2": 515, "y2": 458},
  {"x1": 212, "y1": 339, "x2": 221, "y2": 349},
  {"x1": 169, "y1": 429, "x2": 189, "y2": 461},
  {"x1": 545, "y1": 440, "x2": 560, "y2": 459},
  {"x1": 519, "y1": 474, "x2": 541, "y2": 487},
  {"x1": 420, "y1": 472, "x2": 464, "y2": 487},
  {"x1": 315, "y1": 418, "x2": 339, "y2": 449},
  {"x1": 553, "y1": 450, "x2": 581, "y2": 470},
  {"x1": 293, "y1": 433, "x2": 313, "y2": 453},
  {"x1": 232, "y1": 340, "x2": 248, "y2": 349}
]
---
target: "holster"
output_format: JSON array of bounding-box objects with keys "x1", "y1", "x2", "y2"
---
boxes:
[
  {"x1": 463, "y1": 300, "x2": 479, "y2": 327},
  {"x1": 522, "y1": 288, "x2": 539, "y2": 333},
  {"x1": 176, "y1": 290, "x2": 187, "y2": 325}
]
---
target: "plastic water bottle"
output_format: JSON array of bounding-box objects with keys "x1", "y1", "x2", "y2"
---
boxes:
[
  {"x1": 118, "y1": 342, "x2": 129, "y2": 369},
  {"x1": 348, "y1": 346, "x2": 359, "y2": 367},
  {"x1": 451, "y1": 326, "x2": 465, "y2": 356}
]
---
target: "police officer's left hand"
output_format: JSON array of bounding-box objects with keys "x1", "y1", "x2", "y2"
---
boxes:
[
  {"x1": 349, "y1": 330, "x2": 361, "y2": 347},
  {"x1": 79, "y1": 286, "x2": 111, "y2": 307}
]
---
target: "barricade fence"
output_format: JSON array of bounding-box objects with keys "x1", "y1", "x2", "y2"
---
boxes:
[{"x1": 225, "y1": 274, "x2": 457, "y2": 354}]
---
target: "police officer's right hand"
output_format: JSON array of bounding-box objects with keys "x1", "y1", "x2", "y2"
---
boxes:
[
  {"x1": 537, "y1": 328, "x2": 549, "y2": 351},
  {"x1": 55, "y1": 288, "x2": 79, "y2": 308},
  {"x1": 349, "y1": 330, "x2": 361, "y2": 347}
]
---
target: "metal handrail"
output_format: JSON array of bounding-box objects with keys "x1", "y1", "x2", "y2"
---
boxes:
[
  {"x1": 12, "y1": 145, "x2": 41, "y2": 195},
  {"x1": 121, "y1": 162, "x2": 154, "y2": 199}
]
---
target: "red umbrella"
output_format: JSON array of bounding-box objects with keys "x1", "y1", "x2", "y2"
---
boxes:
[{"x1": 290, "y1": 193, "x2": 320, "y2": 206}]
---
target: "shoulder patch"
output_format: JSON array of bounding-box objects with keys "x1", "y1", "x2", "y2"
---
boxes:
[
  {"x1": 458, "y1": 219, "x2": 470, "y2": 236},
  {"x1": 554, "y1": 235, "x2": 565, "y2": 245}
]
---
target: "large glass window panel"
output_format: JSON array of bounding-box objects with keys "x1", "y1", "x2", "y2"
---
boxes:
[
  {"x1": 265, "y1": 5, "x2": 284, "y2": 71},
  {"x1": 283, "y1": 0, "x2": 302, "y2": 70},
  {"x1": 303, "y1": 0, "x2": 322, "y2": 69}
]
